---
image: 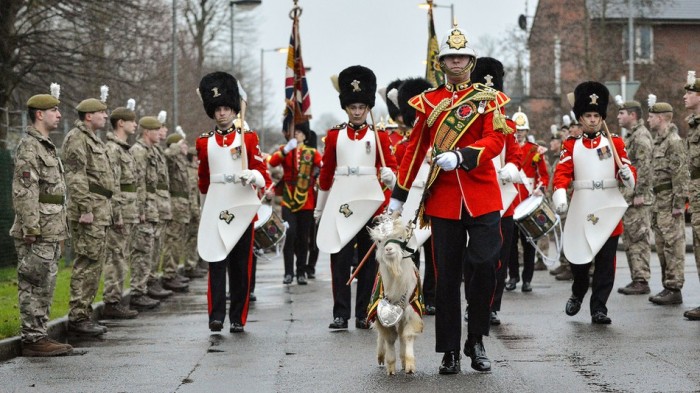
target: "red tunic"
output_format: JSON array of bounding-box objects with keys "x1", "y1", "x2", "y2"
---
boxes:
[
  {"x1": 502, "y1": 130, "x2": 523, "y2": 218},
  {"x1": 393, "y1": 83, "x2": 509, "y2": 219},
  {"x1": 513, "y1": 140, "x2": 550, "y2": 206},
  {"x1": 268, "y1": 144, "x2": 322, "y2": 211},
  {"x1": 553, "y1": 133, "x2": 636, "y2": 236}
]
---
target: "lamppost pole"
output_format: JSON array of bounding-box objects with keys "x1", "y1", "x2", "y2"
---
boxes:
[
  {"x1": 259, "y1": 47, "x2": 287, "y2": 151},
  {"x1": 230, "y1": 1, "x2": 235, "y2": 71},
  {"x1": 172, "y1": 0, "x2": 178, "y2": 129}
]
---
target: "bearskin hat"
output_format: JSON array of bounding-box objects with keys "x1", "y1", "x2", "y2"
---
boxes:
[
  {"x1": 384, "y1": 79, "x2": 403, "y2": 120},
  {"x1": 573, "y1": 81, "x2": 610, "y2": 120},
  {"x1": 338, "y1": 65, "x2": 377, "y2": 109},
  {"x1": 198, "y1": 72, "x2": 241, "y2": 119},
  {"x1": 306, "y1": 130, "x2": 318, "y2": 149},
  {"x1": 471, "y1": 57, "x2": 505, "y2": 92},
  {"x1": 294, "y1": 121, "x2": 311, "y2": 139},
  {"x1": 397, "y1": 77, "x2": 433, "y2": 127}
]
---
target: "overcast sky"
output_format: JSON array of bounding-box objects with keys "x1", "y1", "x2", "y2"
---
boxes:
[{"x1": 250, "y1": 0, "x2": 538, "y2": 131}]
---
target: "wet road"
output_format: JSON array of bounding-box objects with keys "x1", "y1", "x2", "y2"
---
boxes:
[{"x1": 1, "y1": 248, "x2": 699, "y2": 392}]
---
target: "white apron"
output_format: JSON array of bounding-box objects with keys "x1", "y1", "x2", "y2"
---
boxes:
[
  {"x1": 493, "y1": 145, "x2": 518, "y2": 216},
  {"x1": 563, "y1": 137, "x2": 627, "y2": 264},
  {"x1": 198, "y1": 135, "x2": 261, "y2": 262},
  {"x1": 317, "y1": 127, "x2": 384, "y2": 254},
  {"x1": 401, "y1": 159, "x2": 432, "y2": 249}
]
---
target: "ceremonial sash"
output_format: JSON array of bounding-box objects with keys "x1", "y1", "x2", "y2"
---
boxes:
[{"x1": 284, "y1": 145, "x2": 315, "y2": 212}]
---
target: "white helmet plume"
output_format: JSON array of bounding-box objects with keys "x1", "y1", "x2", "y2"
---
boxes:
[
  {"x1": 158, "y1": 110, "x2": 167, "y2": 124},
  {"x1": 126, "y1": 98, "x2": 136, "y2": 111},
  {"x1": 647, "y1": 94, "x2": 657, "y2": 109},
  {"x1": 100, "y1": 85, "x2": 109, "y2": 103},
  {"x1": 175, "y1": 125, "x2": 186, "y2": 138},
  {"x1": 688, "y1": 71, "x2": 696, "y2": 86},
  {"x1": 614, "y1": 95, "x2": 624, "y2": 107},
  {"x1": 50, "y1": 83, "x2": 60, "y2": 99},
  {"x1": 562, "y1": 114, "x2": 571, "y2": 127}
]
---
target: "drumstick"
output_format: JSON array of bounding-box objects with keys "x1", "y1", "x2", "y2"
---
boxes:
[
  {"x1": 346, "y1": 242, "x2": 376, "y2": 285},
  {"x1": 602, "y1": 121, "x2": 623, "y2": 168}
]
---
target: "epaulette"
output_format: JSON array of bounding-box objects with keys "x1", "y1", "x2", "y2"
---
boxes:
[
  {"x1": 471, "y1": 83, "x2": 499, "y2": 99},
  {"x1": 609, "y1": 133, "x2": 621, "y2": 138},
  {"x1": 199, "y1": 130, "x2": 214, "y2": 138},
  {"x1": 330, "y1": 122, "x2": 347, "y2": 130},
  {"x1": 567, "y1": 134, "x2": 582, "y2": 140},
  {"x1": 408, "y1": 94, "x2": 427, "y2": 114}
]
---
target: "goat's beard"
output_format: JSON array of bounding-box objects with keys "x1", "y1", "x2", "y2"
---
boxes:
[{"x1": 381, "y1": 249, "x2": 403, "y2": 277}]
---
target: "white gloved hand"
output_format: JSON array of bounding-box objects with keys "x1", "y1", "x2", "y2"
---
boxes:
[
  {"x1": 240, "y1": 169, "x2": 265, "y2": 188},
  {"x1": 552, "y1": 188, "x2": 568, "y2": 214},
  {"x1": 387, "y1": 197, "x2": 405, "y2": 216},
  {"x1": 314, "y1": 190, "x2": 329, "y2": 223},
  {"x1": 435, "y1": 151, "x2": 461, "y2": 171},
  {"x1": 283, "y1": 138, "x2": 298, "y2": 154},
  {"x1": 618, "y1": 164, "x2": 635, "y2": 189},
  {"x1": 380, "y1": 167, "x2": 396, "y2": 188},
  {"x1": 498, "y1": 162, "x2": 520, "y2": 183}
]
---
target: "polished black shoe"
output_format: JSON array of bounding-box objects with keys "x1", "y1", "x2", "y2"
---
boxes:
[
  {"x1": 464, "y1": 339, "x2": 491, "y2": 372},
  {"x1": 209, "y1": 320, "x2": 223, "y2": 332},
  {"x1": 249, "y1": 292, "x2": 257, "y2": 302},
  {"x1": 355, "y1": 318, "x2": 370, "y2": 329},
  {"x1": 230, "y1": 322, "x2": 244, "y2": 333},
  {"x1": 565, "y1": 296, "x2": 582, "y2": 316},
  {"x1": 306, "y1": 272, "x2": 316, "y2": 279},
  {"x1": 424, "y1": 304, "x2": 436, "y2": 316},
  {"x1": 438, "y1": 351, "x2": 461, "y2": 375},
  {"x1": 521, "y1": 281, "x2": 532, "y2": 292},
  {"x1": 328, "y1": 317, "x2": 348, "y2": 329},
  {"x1": 283, "y1": 274, "x2": 293, "y2": 285},
  {"x1": 591, "y1": 311, "x2": 612, "y2": 324},
  {"x1": 505, "y1": 278, "x2": 518, "y2": 291},
  {"x1": 297, "y1": 275, "x2": 308, "y2": 285},
  {"x1": 490, "y1": 311, "x2": 501, "y2": 326}
]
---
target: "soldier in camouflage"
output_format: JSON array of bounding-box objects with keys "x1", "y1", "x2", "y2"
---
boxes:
[
  {"x1": 648, "y1": 99, "x2": 689, "y2": 305},
  {"x1": 63, "y1": 96, "x2": 115, "y2": 336},
  {"x1": 128, "y1": 116, "x2": 171, "y2": 309},
  {"x1": 616, "y1": 100, "x2": 654, "y2": 295},
  {"x1": 100, "y1": 102, "x2": 140, "y2": 319},
  {"x1": 183, "y1": 147, "x2": 207, "y2": 278},
  {"x1": 11, "y1": 90, "x2": 73, "y2": 356},
  {"x1": 683, "y1": 71, "x2": 700, "y2": 320}
]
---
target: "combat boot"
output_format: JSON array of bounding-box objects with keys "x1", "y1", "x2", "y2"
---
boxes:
[
  {"x1": 148, "y1": 279, "x2": 173, "y2": 299},
  {"x1": 68, "y1": 320, "x2": 105, "y2": 336},
  {"x1": 683, "y1": 306, "x2": 700, "y2": 320},
  {"x1": 130, "y1": 294, "x2": 160, "y2": 310},
  {"x1": 650, "y1": 289, "x2": 683, "y2": 305},
  {"x1": 555, "y1": 268, "x2": 573, "y2": 281},
  {"x1": 617, "y1": 281, "x2": 650, "y2": 295},
  {"x1": 549, "y1": 264, "x2": 567, "y2": 276},
  {"x1": 162, "y1": 277, "x2": 189, "y2": 292},
  {"x1": 183, "y1": 268, "x2": 206, "y2": 279},
  {"x1": 534, "y1": 259, "x2": 547, "y2": 271},
  {"x1": 22, "y1": 337, "x2": 73, "y2": 357},
  {"x1": 103, "y1": 303, "x2": 139, "y2": 319}
]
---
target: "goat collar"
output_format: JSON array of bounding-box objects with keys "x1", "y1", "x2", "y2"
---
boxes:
[{"x1": 384, "y1": 239, "x2": 415, "y2": 255}]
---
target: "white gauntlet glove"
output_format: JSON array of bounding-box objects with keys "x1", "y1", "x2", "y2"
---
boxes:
[
  {"x1": 618, "y1": 164, "x2": 635, "y2": 189},
  {"x1": 314, "y1": 190, "x2": 329, "y2": 222},
  {"x1": 283, "y1": 138, "x2": 298, "y2": 154},
  {"x1": 498, "y1": 162, "x2": 520, "y2": 183},
  {"x1": 380, "y1": 167, "x2": 396, "y2": 188},
  {"x1": 387, "y1": 197, "x2": 405, "y2": 216},
  {"x1": 552, "y1": 188, "x2": 568, "y2": 214},
  {"x1": 240, "y1": 169, "x2": 265, "y2": 188},
  {"x1": 435, "y1": 151, "x2": 462, "y2": 171}
]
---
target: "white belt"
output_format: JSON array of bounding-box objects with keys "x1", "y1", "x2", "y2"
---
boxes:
[
  {"x1": 210, "y1": 173, "x2": 241, "y2": 184},
  {"x1": 572, "y1": 179, "x2": 618, "y2": 190},
  {"x1": 334, "y1": 166, "x2": 376, "y2": 176},
  {"x1": 412, "y1": 180, "x2": 426, "y2": 189}
]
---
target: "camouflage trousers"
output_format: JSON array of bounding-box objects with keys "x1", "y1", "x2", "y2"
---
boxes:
[
  {"x1": 68, "y1": 222, "x2": 107, "y2": 322},
  {"x1": 161, "y1": 220, "x2": 188, "y2": 279},
  {"x1": 651, "y1": 210, "x2": 685, "y2": 290},
  {"x1": 184, "y1": 215, "x2": 203, "y2": 272},
  {"x1": 691, "y1": 212, "x2": 700, "y2": 282},
  {"x1": 14, "y1": 239, "x2": 60, "y2": 343},
  {"x1": 129, "y1": 221, "x2": 156, "y2": 296},
  {"x1": 102, "y1": 224, "x2": 134, "y2": 304},
  {"x1": 150, "y1": 221, "x2": 167, "y2": 279},
  {"x1": 622, "y1": 205, "x2": 652, "y2": 282}
]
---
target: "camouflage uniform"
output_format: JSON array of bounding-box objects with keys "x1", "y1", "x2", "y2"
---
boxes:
[
  {"x1": 151, "y1": 144, "x2": 171, "y2": 277},
  {"x1": 651, "y1": 123, "x2": 689, "y2": 291},
  {"x1": 184, "y1": 158, "x2": 203, "y2": 274},
  {"x1": 161, "y1": 144, "x2": 190, "y2": 280},
  {"x1": 686, "y1": 113, "x2": 700, "y2": 282},
  {"x1": 10, "y1": 126, "x2": 69, "y2": 343},
  {"x1": 129, "y1": 138, "x2": 160, "y2": 296},
  {"x1": 102, "y1": 132, "x2": 138, "y2": 304},
  {"x1": 63, "y1": 120, "x2": 115, "y2": 323},
  {"x1": 621, "y1": 121, "x2": 654, "y2": 283}
]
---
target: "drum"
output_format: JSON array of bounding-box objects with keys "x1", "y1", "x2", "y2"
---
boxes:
[
  {"x1": 253, "y1": 205, "x2": 286, "y2": 250},
  {"x1": 513, "y1": 195, "x2": 558, "y2": 241}
]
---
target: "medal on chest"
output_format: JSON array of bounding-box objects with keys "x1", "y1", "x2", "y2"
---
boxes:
[
  {"x1": 596, "y1": 145, "x2": 611, "y2": 160},
  {"x1": 230, "y1": 146, "x2": 241, "y2": 160}
]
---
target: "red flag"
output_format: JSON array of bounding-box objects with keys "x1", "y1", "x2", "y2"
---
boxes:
[
  {"x1": 284, "y1": 9, "x2": 311, "y2": 133},
  {"x1": 425, "y1": 5, "x2": 444, "y2": 87}
]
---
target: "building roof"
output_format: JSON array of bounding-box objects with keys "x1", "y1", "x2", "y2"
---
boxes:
[{"x1": 587, "y1": 0, "x2": 700, "y2": 21}]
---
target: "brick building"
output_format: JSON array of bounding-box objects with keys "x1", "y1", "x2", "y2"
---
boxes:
[{"x1": 525, "y1": 0, "x2": 700, "y2": 138}]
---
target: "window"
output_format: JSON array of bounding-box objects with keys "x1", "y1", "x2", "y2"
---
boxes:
[{"x1": 623, "y1": 25, "x2": 654, "y2": 64}]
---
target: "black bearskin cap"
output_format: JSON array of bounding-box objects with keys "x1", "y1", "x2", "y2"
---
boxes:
[
  {"x1": 198, "y1": 72, "x2": 241, "y2": 119},
  {"x1": 338, "y1": 65, "x2": 377, "y2": 109},
  {"x1": 471, "y1": 57, "x2": 505, "y2": 92},
  {"x1": 294, "y1": 121, "x2": 310, "y2": 139},
  {"x1": 573, "y1": 81, "x2": 610, "y2": 120},
  {"x1": 306, "y1": 130, "x2": 318, "y2": 149},
  {"x1": 384, "y1": 79, "x2": 403, "y2": 120},
  {"x1": 397, "y1": 77, "x2": 433, "y2": 127}
]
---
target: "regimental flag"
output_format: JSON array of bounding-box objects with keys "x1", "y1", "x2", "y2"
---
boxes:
[
  {"x1": 425, "y1": 5, "x2": 444, "y2": 87},
  {"x1": 284, "y1": 6, "x2": 312, "y2": 134}
]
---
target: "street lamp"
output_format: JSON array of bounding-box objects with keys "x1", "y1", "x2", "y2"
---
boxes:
[
  {"x1": 260, "y1": 47, "x2": 288, "y2": 150},
  {"x1": 418, "y1": 2, "x2": 455, "y2": 27},
  {"x1": 230, "y1": 0, "x2": 262, "y2": 71}
]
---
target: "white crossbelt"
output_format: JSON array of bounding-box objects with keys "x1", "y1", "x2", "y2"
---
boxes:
[
  {"x1": 572, "y1": 179, "x2": 618, "y2": 190},
  {"x1": 334, "y1": 166, "x2": 377, "y2": 176},
  {"x1": 210, "y1": 173, "x2": 241, "y2": 184}
]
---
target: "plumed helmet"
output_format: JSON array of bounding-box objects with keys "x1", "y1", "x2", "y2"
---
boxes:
[
  {"x1": 397, "y1": 77, "x2": 433, "y2": 128},
  {"x1": 573, "y1": 81, "x2": 610, "y2": 120},
  {"x1": 512, "y1": 108, "x2": 530, "y2": 130},
  {"x1": 471, "y1": 57, "x2": 505, "y2": 91},
  {"x1": 438, "y1": 27, "x2": 477, "y2": 60},
  {"x1": 338, "y1": 65, "x2": 377, "y2": 109},
  {"x1": 382, "y1": 79, "x2": 404, "y2": 120},
  {"x1": 198, "y1": 72, "x2": 241, "y2": 119}
]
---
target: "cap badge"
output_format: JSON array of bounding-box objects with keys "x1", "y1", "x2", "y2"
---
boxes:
[
  {"x1": 484, "y1": 74, "x2": 494, "y2": 87},
  {"x1": 515, "y1": 114, "x2": 526, "y2": 127},
  {"x1": 447, "y1": 29, "x2": 467, "y2": 50},
  {"x1": 589, "y1": 93, "x2": 599, "y2": 105},
  {"x1": 211, "y1": 87, "x2": 221, "y2": 98},
  {"x1": 351, "y1": 80, "x2": 362, "y2": 92}
]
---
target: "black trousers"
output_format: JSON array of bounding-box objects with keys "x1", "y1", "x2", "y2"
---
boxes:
[
  {"x1": 330, "y1": 220, "x2": 377, "y2": 321},
  {"x1": 207, "y1": 224, "x2": 253, "y2": 326},
  {"x1": 431, "y1": 210, "x2": 500, "y2": 353},
  {"x1": 508, "y1": 227, "x2": 536, "y2": 283},
  {"x1": 307, "y1": 222, "x2": 320, "y2": 275},
  {"x1": 570, "y1": 235, "x2": 618, "y2": 315},
  {"x1": 421, "y1": 239, "x2": 436, "y2": 306},
  {"x1": 281, "y1": 207, "x2": 314, "y2": 277}
]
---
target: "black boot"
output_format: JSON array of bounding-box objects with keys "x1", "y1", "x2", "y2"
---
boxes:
[
  {"x1": 464, "y1": 334, "x2": 491, "y2": 372},
  {"x1": 438, "y1": 351, "x2": 461, "y2": 375}
]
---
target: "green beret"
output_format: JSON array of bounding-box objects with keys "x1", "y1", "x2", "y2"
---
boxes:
[
  {"x1": 139, "y1": 116, "x2": 161, "y2": 130},
  {"x1": 165, "y1": 133, "x2": 183, "y2": 146},
  {"x1": 620, "y1": 101, "x2": 641, "y2": 110},
  {"x1": 649, "y1": 102, "x2": 673, "y2": 114},
  {"x1": 76, "y1": 98, "x2": 107, "y2": 113},
  {"x1": 27, "y1": 94, "x2": 60, "y2": 110},
  {"x1": 110, "y1": 107, "x2": 136, "y2": 122},
  {"x1": 686, "y1": 78, "x2": 700, "y2": 92}
]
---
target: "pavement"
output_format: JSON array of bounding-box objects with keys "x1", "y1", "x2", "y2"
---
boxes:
[{"x1": 0, "y1": 244, "x2": 699, "y2": 392}]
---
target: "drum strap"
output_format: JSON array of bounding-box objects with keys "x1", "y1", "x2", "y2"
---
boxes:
[{"x1": 284, "y1": 145, "x2": 316, "y2": 212}]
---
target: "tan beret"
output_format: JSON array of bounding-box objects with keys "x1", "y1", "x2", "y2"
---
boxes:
[
  {"x1": 76, "y1": 98, "x2": 107, "y2": 113},
  {"x1": 165, "y1": 133, "x2": 183, "y2": 146},
  {"x1": 139, "y1": 116, "x2": 161, "y2": 130},
  {"x1": 649, "y1": 102, "x2": 673, "y2": 114},
  {"x1": 110, "y1": 107, "x2": 136, "y2": 122},
  {"x1": 27, "y1": 94, "x2": 60, "y2": 110},
  {"x1": 686, "y1": 78, "x2": 700, "y2": 92},
  {"x1": 619, "y1": 101, "x2": 642, "y2": 110}
]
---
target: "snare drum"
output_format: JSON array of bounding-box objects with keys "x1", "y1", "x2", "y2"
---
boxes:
[
  {"x1": 513, "y1": 195, "x2": 557, "y2": 240},
  {"x1": 253, "y1": 205, "x2": 286, "y2": 249}
]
